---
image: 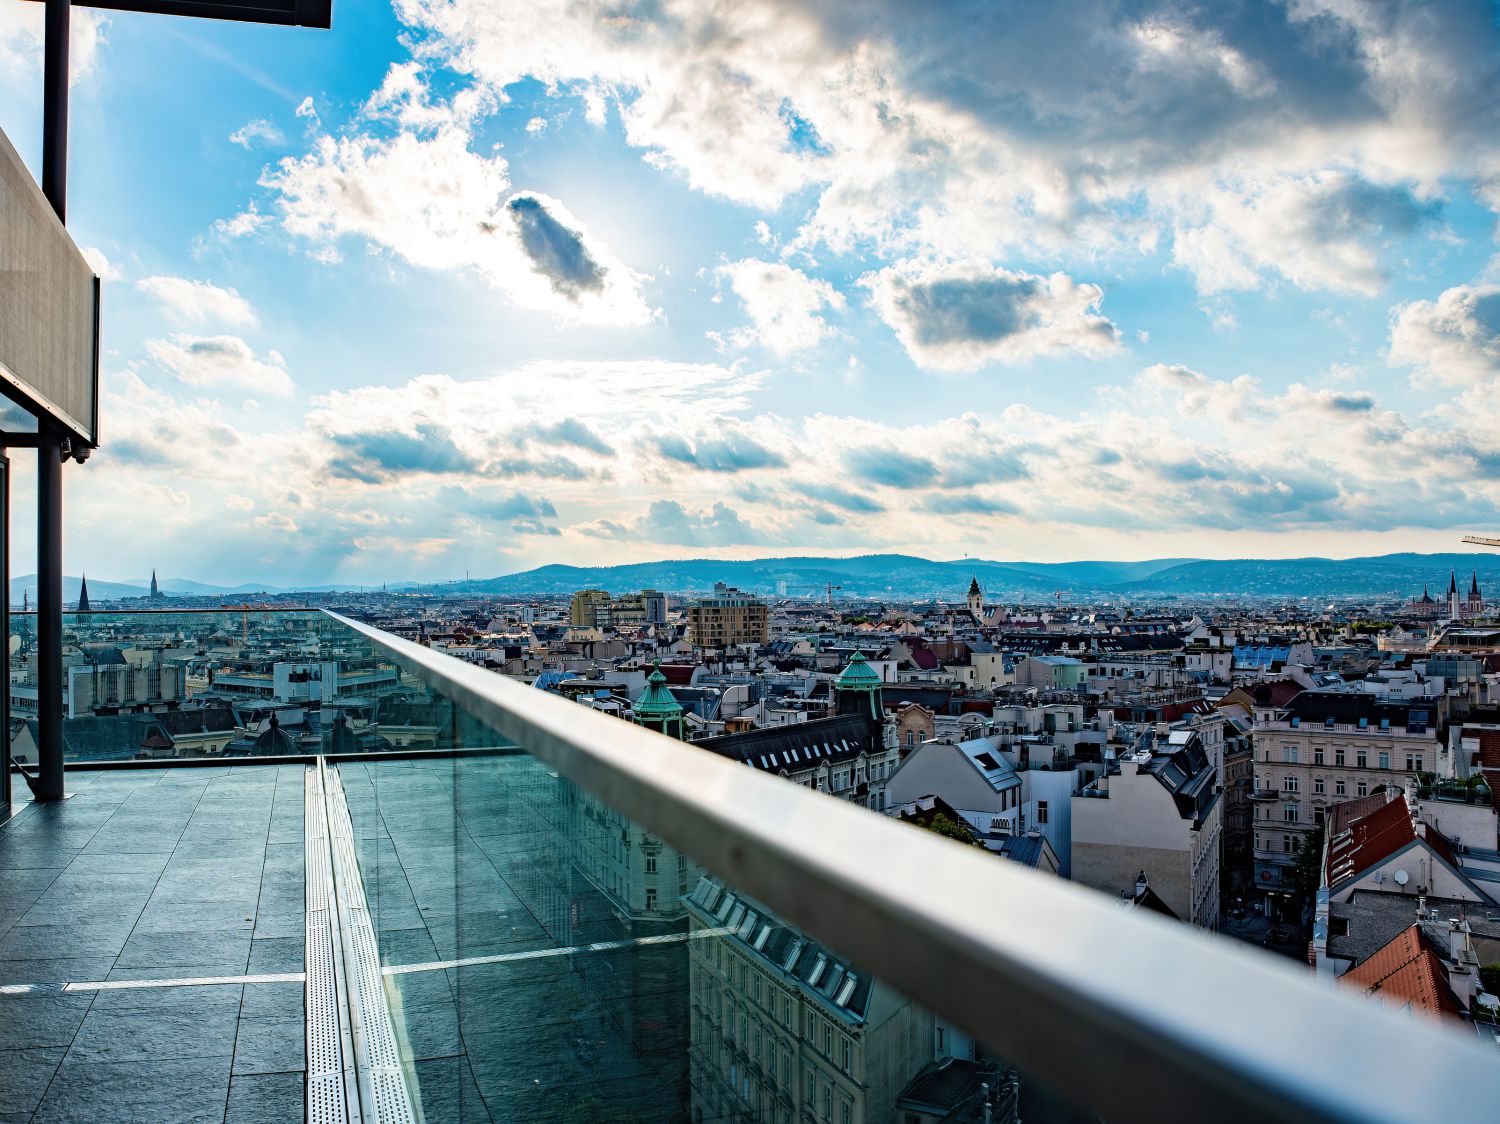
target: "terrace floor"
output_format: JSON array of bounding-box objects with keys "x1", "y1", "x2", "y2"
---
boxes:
[{"x1": 0, "y1": 766, "x2": 306, "y2": 1123}]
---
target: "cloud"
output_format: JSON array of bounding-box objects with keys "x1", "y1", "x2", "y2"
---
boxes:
[
  {"x1": 863, "y1": 262, "x2": 1121, "y2": 370},
  {"x1": 229, "y1": 118, "x2": 286, "y2": 149},
  {"x1": 145, "y1": 335, "x2": 293, "y2": 396},
  {"x1": 380, "y1": 0, "x2": 1500, "y2": 301},
  {"x1": 1388, "y1": 284, "x2": 1500, "y2": 385},
  {"x1": 256, "y1": 69, "x2": 652, "y2": 324},
  {"x1": 137, "y1": 276, "x2": 258, "y2": 327},
  {"x1": 533, "y1": 418, "x2": 613, "y2": 455},
  {"x1": 648, "y1": 429, "x2": 787, "y2": 473},
  {"x1": 583, "y1": 500, "x2": 772, "y2": 546},
  {"x1": 505, "y1": 193, "x2": 608, "y2": 300},
  {"x1": 0, "y1": 5, "x2": 107, "y2": 87},
  {"x1": 327, "y1": 423, "x2": 479, "y2": 483},
  {"x1": 843, "y1": 446, "x2": 940, "y2": 489},
  {"x1": 716, "y1": 259, "x2": 844, "y2": 355},
  {"x1": 81, "y1": 247, "x2": 123, "y2": 282},
  {"x1": 794, "y1": 482, "x2": 884, "y2": 513},
  {"x1": 921, "y1": 492, "x2": 1019, "y2": 516}
]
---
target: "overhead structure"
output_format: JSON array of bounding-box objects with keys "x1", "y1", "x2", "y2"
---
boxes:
[{"x1": 1461, "y1": 535, "x2": 1500, "y2": 549}]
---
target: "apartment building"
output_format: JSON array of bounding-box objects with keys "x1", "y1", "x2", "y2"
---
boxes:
[
  {"x1": 1251, "y1": 692, "x2": 1446, "y2": 902},
  {"x1": 1072, "y1": 730, "x2": 1222, "y2": 928},
  {"x1": 688, "y1": 583, "x2": 770, "y2": 649},
  {"x1": 684, "y1": 877, "x2": 997, "y2": 1124}
]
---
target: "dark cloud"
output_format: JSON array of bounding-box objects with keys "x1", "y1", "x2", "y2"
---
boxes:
[
  {"x1": 535, "y1": 418, "x2": 614, "y2": 455},
  {"x1": 439, "y1": 486, "x2": 557, "y2": 521},
  {"x1": 843, "y1": 447, "x2": 941, "y2": 489},
  {"x1": 506, "y1": 194, "x2": 608, "y2": 300},
  {"x1": 651, "y1": 432, "x2": 787, "y2": 473},
  {"x1": 1309, "y1": 179, "x2": 1440, "y2": 241},
  {"x1": 328, "y1": 424, "x2": 477, "y2": 483},
  {"x1": 893, "y1": 273, "x2": 1040, "y2": 348},
  {"x1": 510, "y1": 518, "x2": 562, "y2": 536},
  {"x1": 794, "y1": 482, "x2": 884, "y2": 513}
]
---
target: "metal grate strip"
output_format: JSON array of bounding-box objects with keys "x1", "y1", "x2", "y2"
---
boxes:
[
  {"x1": 306, "y1": 763, "x2": 355, "y2": 1124},
  {"x1": 321, "y1": 761, "x2": 421, "y2": 1124}
]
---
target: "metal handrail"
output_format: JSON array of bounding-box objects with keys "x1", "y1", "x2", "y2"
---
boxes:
[{"x1": 326, "y1": 612, "x2": 1494, "y2": 1124}]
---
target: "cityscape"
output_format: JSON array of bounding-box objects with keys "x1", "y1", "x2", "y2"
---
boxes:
[{"x1": 3, "y1": 0, "x2": 1500, "y2": 1122}]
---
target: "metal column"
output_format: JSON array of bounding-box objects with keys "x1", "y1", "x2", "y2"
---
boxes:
[
  {"x1": 34, "y1": 0, "x2": 71, "y2": 801},
  {"x1": 35, "y1": 427, "x2": 64, "y2": 801}
]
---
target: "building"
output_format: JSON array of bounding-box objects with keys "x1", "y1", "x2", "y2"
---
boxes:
[
  {"x1": 570, "y1": 587, "x2": 668, "y2": 628},
  {"x1": 1447, "y1": 570, "x2": 1484, "y2": 621},
  {"x1": 688, "y1": 583, "x2": 769, "y2": 649},
  {"x1": 1251, "y1": 691, "x2": 1446, "y2": 902},
  {"x1": 1320, "y1": 789, "x2": 1495, "y2": 906},
  {"x1": 570, "y1": 588, "x2": 613, "y2": 627},
  {"x1": 684, "y1": 876, "x2": 1004, "y2": 1124},
  {"x1": 697, "y1": 652, "x2": 900, "y2": 810},
  {"x1": 1072, "y1": 730, "x2": 1222, "y2": 928},
  {"x1": 633, "y1": 662, "x2": 688, "y2": 740},
  {"x1": 884, "y1": 737, "x2": 1024, "y2": 838}
]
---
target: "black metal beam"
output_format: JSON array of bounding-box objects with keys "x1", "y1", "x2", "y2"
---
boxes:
[
  {"x1": 34, "y1": 424, "x2": 65, "y2": 801},
  {"x1": 21, "y1": 0, "x2": 329, "y2": 27}
]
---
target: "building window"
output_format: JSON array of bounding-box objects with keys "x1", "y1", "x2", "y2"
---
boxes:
[
  {"x1": 1283, "y1": 834, "x2": 1294, "y2": 853},
  {"x1": 1356, "y1": 751, "x2": 1367, "y2": 769},
  {"x1": 1357, "y1": 781, "x2": 1368, "y2": 797},
  {"x1": 1335, "y1": 748, "x2": 1346, "y2": 767},
  {"x1": 1284, "y1": 776, "x2": 1298, "y2": 793},
  {"x1": 1335, "y1": 779, "x2": 1346, "y2": 796},
  {"x1": 1378, "y1": 751, "x2": 1390, "y2": 770},
  {"x1": 1406, "y1": 754, "x2": 1421, "y2": 772},
  {"x1": 1284, "y1": 804, "x2": 1298, "y2": 823},
  {"x1": 840, "y1": 1038, "x2": 851, "y2": 1072},
  {"x1": 1037, "y1": 800, "x2": 1049, "y2": 825},
  {"x1": 645, "y1": 889, "x2": 657, "y2": 910},
  {"x1": 645, "y1": 854, "x2": 658, "y2": 873},
  {"x1": 1314, "y1": 777, "x2": 1325, "y2": 794},
  {"x1": 1282, "y1": 746, "x2": 1299, "y2": 764},
  {"x1": 1314, "y1": 747, "x2": 1325, "y2": 765}
]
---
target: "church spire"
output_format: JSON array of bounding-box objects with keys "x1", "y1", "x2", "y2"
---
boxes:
[
  {"x1": 150, "y1": 569, "x2": 162, "y2": 600},
  {"x1": 76, "y1": 572, "x2": 90, "y2": 612}
]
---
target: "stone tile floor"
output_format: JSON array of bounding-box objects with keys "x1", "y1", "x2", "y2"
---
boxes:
[{"x1": 0, "y1": 766, "x2": 305, "y2": 1123}]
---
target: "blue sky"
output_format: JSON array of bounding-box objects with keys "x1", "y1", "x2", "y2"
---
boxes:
[{"x1": 1, "y1": 0, "x2": 1499, "y2": 586}]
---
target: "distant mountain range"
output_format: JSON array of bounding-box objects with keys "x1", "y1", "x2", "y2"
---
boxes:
[
  {"x1": 14, "y1": 551, "x2": 1500, "y2": 604},
  {"x1": 429, "y1": 551, "x2": 1500, "y2": 601}
]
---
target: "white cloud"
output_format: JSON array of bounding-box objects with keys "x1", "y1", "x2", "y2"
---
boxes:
[
  {"x1": 229, "y1": 118, "x2": 286, "y2": 149},
  {"x1": 0, "y1": 5, "x2": 107, "y2": 88},
  {"x1": 716, "y1": 260, "x2": 843, "y2": 355},
  {"x1": 137, "y1": 276, "x2": 258, "y2": 327},
  {"x1": 145, "y1": 335, "x2": 294, "y2": 396},
  {"x1": 259, "y1": 100, "x2": 652, "y2": 323},
  {"x1": 213, "y1": 204, "x2": 268, "y2": 240},
  {"x1": 862, "y1": 262, "x2": 1121, "y2": 370},
  {"x1": 388, "y1": 0, "x2": 1498, "y2": 294},
  {"x1": 80, "y1": 246, "x2": 123, "y2": 282},
  {"x1": 1388, "y1": 284, "x2": 1500, "y2": 385}
]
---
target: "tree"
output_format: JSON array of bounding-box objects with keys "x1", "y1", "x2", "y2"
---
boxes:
[
  {"x1": 1286, "y1": 824, "x2": 1325, "y2": 919},
  {"x1": 905, "y1": 812, "x2": 984, "y2": 847}
]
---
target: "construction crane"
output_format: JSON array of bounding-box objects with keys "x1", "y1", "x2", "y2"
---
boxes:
[{"x1": 1462, "y1": 535, "x2": 1500, "y2": 549}]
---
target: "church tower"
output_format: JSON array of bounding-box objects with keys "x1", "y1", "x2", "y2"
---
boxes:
[
  {"x1": 1449, "y1": 570, "x2": 1460, "y2": 619},
  {"x1": 76, "y1": 573, "x2": 90, "y2": 612},
  {"x1": 1470, "y1": 571, "x2": 1483, "y2": 618},
  {"x1": 966, "y1": 576, "x2": 984, "y2": 620},
  {"x1": 633, "y1": 662, "x2": 687, "y2": 741},
  {"x1": 150, "y1": 570, "x2": 164, "y2": 600}
]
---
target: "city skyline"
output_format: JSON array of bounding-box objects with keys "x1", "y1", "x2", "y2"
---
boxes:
[{"x1": 1, "y1": 1, "x2": 1499, "y2": 586}]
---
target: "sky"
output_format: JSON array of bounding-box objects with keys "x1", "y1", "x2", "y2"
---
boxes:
[{"x1": 1, "y1": 0, "x2": 1500, "y2": 587}]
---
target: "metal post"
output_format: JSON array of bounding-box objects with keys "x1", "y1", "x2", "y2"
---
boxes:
[
  {"x1": 0, "y1": 452, "x2": 9, "y2": 814},
  {"x1": 34, "y1": 0, "x2": 70, "y2": 801},
  {"x1": 42, "y1": 0, "x2": 69, "y2": 222},
  {"x1": 35, "y1": 426, "x2": 64, "y2": 800}
]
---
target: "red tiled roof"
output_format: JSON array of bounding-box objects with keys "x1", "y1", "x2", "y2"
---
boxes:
[
  {"x1": 1326, "y1": 794, "x2": 1415, "y2": 889},
  {"x1": 1338, "y1": 925, "x2": 1464, "y2": 1022}
]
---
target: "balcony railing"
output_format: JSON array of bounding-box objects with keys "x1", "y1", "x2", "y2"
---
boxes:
[{"x1": 2, "y1": 608, "x2": 1494, "y2": 1124}]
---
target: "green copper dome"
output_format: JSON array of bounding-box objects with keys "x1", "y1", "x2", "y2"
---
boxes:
[
  {"x1": 634, "y1": 663, "x2": 684, "y2": 719},
  {"x1": 835, "y1": 650, "x2": 881, "y2": 691}
]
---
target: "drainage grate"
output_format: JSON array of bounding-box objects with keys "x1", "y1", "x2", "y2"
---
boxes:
[
  {"x1": 321, "y1": 761, "x2": 421, "y2": 1124},
  {"x1": 306, "y1": 763, "x2": 356, "y2": 1124}
]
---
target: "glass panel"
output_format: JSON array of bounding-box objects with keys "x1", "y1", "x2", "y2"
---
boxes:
[
  {"x1": 335, "y1": 633, "x2": 1094, "y2": 1124},
  {"x1": 8, "y1": 609, "x2": 404, "y2": 764}
]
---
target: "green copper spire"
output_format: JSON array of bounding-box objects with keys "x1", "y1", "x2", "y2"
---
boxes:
[
  {"x1": 634, "y1": 662, "x2": 686, "y2": 740},
  {"x1": 834, "y1": 650, "x2": 883, "y2": 721}
]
